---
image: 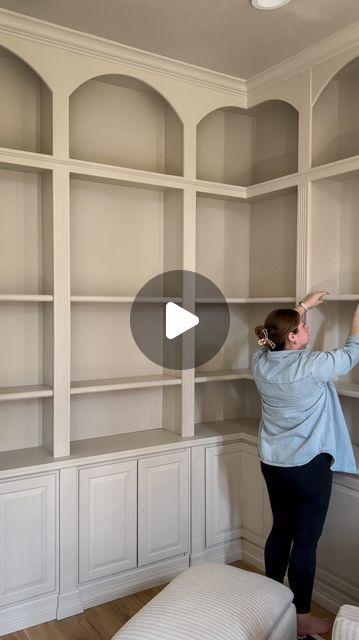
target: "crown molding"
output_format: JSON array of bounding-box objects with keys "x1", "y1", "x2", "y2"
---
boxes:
[
  {"x1": 2, "y1": 7, "x2": 359, "y2": 107},
  {"x1": 247, "y1": 18, "x2": 359, "y2": 97},
  {"x1": 0, "y1": 8, "x2": 247, "y2": 99}
]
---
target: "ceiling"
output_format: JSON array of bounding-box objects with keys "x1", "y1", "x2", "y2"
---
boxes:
[{"x1": 0, "y1": 0, "x2": 359, "y2": 79}]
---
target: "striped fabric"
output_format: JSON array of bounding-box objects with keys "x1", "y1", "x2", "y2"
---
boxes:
[
  {"x1": 111, "y1": 562, "x2": 296, "y2": 640},
  {"x1": 333, "y1": 605, "x2": 359, "y2": 640}
]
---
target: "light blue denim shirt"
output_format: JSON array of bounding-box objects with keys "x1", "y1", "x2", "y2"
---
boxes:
[{"x1": 252, "y1": 335, "x2": 359, "y2": 473}]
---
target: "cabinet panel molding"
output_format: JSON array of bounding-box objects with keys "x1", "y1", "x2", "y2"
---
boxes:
[
  {"x1": 79, "y1": 461, "x2": 137, "y2": 582},
  {"x1": 0, "y1": 473, "x2": 57, "y2": 607},
  {"x1": 205, "y1": 443, "x2": 242, "y2": 547},
  {"x1": 138, "y1": 450, "x2": 189, "y2": 566}
]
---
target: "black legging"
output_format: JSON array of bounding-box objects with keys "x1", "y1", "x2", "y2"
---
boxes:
[{"x1": 261, "y1": 453, "x2": 333, "y2": 614}]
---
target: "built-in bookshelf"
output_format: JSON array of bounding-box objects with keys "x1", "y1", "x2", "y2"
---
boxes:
[{"x1": 0, "y1": 35, "x2": 358, "y2": 464}]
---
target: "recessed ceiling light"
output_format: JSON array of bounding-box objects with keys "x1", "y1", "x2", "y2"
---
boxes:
[{"x1": 251, "y1": 0, "x2": 291, "y2": 9}]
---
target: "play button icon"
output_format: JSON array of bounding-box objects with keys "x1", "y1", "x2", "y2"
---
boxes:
[
  {"x1": 166, "y1": 302, "x2": 199, "y2": 339},
  {"x1": 130, "y1": 270, "x2": 230, "y2": 370}
]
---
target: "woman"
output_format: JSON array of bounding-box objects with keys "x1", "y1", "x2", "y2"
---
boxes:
[{"x1": 252, "y1": 292, "x2": 359, "y2": 638}]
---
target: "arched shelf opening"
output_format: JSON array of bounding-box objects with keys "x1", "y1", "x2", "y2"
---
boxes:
[
  {"x1": 70, "y1": 75, "x2": 183, "y2": 175},
  {"x1": 196, "y1": 100, "x2": 298, "y2": 187},
  {"x1": 0, "y1": 46, "x2": 52, "y2": 155},
  {"x1": 313, "y1": 57, "x2": 359, "y2": 167}
]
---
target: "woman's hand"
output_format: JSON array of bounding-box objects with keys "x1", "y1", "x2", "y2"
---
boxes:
[{"x1": 302, "y1": 291, "x2": 329, "y2": 310}]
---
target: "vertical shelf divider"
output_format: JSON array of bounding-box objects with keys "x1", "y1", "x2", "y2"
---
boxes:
[
  {"x1": 297, "y1": 177, "x2": 310, "y2": 303},
  {"x1": 181, "y1": 188, "x2": 196, "y2": 437},
  {"x1": 52, "y1": 166, "x2": 71, "y2": 457}
]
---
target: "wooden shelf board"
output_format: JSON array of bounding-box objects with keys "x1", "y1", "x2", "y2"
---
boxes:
[
  {"x1": 0, "y1": 421, "x2": 260, "y2": 474},
  {"x1": 0, "y1": 294, "x2": 53, "y2": 302},
  {"x1": 195, "y1": 369, "x2": 253, "y2": 383},
  {"x1": 0, "y1": 446, "x2": 56, "y2": 473},
  {"x1": 194, "y1": 418, "x2": 259, "y2": 440},
  {"x1": 325, "y1": 295, "x2": 359, "y2": 302},
  {"x1": 71, "y1": 296, "x2": 182, "y2": 304},
  {"x1": 0, "y1": 385, "x2": 53, "y2": 401},
  {"x1": 0, "y1": 148, "x2": 53, "y2": 171},
  {"x1": 245, "y1": 174, "x2": 298, "y2": 201},
  {"x1": 310, "y1": 155, "x2": 359, "y2": 182},
  {"x1": 71, "y1": 374, "x2": 181, "y2": 395},
  {"x1": 195, "y1": 297, "x2": 296, "y2": 304},
  {"x1": 228, "y1": 297, "x2": 295, "y2": 304},
  {"x1": 69, "y1": 159, "x2": 186, "y2": 191},
  {"x1": 71, "y1": 296, "x2": 135, "y2": 303},
  {"x1": 195, "y1": 173, "x2": 298, "y2": 201},
  {"x1": 336, "y1": 382, "x2": 359, "y2": 398}
]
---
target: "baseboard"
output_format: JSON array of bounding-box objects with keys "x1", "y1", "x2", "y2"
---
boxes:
[
  {"x1": 0, "y1": 593, "x2": 58, "y2": 636},
  {"x1": 241, "y1": 538, "x2": 355, "y2": 615},
  {"x1": 190, "y1": 539, "x2": 243, "y2": 565},
  {"x1": 57, "y1": 590, "x2": 84, "y2": 619},
  {"x1": 240, "y1": 538, "x2": 265, "y2": 572},
  {"x1": 78, "y1": 554, "x2": 189, "y2": 609}
]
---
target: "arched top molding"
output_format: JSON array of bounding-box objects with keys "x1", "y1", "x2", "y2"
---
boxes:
[
  {"x1": 0, "y1": 40, "x2": 54, "y2": 92},
  {"x1": 312, "y1": 47, "x2": 359, "y2": 107},
  {"x1": 69, "y1": 70, "x2": 186, "y2": 125},
  {"x1": 196, "y1": 98, "x2": 298, "y2": 128}
]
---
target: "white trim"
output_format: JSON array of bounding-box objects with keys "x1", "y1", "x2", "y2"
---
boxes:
[
  {"x1": 78, "y1": 554, "x2": 189, "y2": 609},
  {"x1": 247, "y1": 20, "x2": 359, "y2": 96},
  {"x1": 190, "y1": 540, "x2": 243, "y2": 565},
  {"x1": 56, "y1": 591, "x2": 84, "y2": 620},
  {"x1": 0, "y1": 593, "x2": 58, "y2": 636},
  {"x1": 2, "y1": 5, "x2": 359, "y2": 104},
  {"x1": 0, "y1": 8, "x2": 247, "y2": 97}
]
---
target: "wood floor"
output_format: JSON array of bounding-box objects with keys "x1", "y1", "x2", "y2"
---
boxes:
[{"x1": 2, "y1": 560, "x2": 336, "y2": 640}]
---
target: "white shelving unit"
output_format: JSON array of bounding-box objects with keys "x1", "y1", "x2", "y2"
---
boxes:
[
  {"x1": 197, "y1": 101, "x2": 298, "y2": 186},
  {"x1": 312, "y1": 58, "x2": 359, "y2": 168},
  {"x1": 0, "y1": 9, "x2": 359, "y2": 634},
  {"x1": 69, "y1": 75, "x2": 183, "y2": 175},
  {"x1": 0, "y1": 47, "x2": 52, "y2": 155},
  {"x1": 0, "y1": 22, "x2": 356, "y2": 464}
]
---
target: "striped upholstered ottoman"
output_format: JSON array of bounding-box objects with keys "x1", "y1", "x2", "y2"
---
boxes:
[{"x1": 111, "y1": 562, "x2": 296, "y2": 640}]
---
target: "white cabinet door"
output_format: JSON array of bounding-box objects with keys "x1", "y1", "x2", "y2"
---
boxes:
[
  {"x1": 79, "y1": 460, "x2": 137, "y2": 583},
  {"x1": 316, "y1": 479, "x2": 359, "y2": 600},
  {"x1": 240, "y1": 445, "x2": 266, "y2": 545},
  {"x1": 0, "y1": 473, "x2": 57, "y2": 607},
  {"x1": 206, "y1": 443, "x2": 242, "y2": 547},
  {"x1": 138, "y1": 450, "x2": 189, "y2": 566}
]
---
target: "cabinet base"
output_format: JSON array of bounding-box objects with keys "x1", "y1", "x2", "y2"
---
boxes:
[
  {"x1": 190, "y1": 539, "x2": 243, "y2": 565},
  {"x1": 0, "y1": 593, "x2": 58, "y2": 636},
  {"x1": 78, "y1": 554, "x2": 190, "y2": 609},
  {"x1": 57, "y1": 590, "x2": 84, "y2": 619},
  {"x1": 241, "y1": 538, "x2": 359, "y2": 616}
]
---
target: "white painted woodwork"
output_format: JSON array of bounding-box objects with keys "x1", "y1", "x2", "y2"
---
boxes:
[
  {"x1": 0, "y1": 8, "x2": 359, "y2": 631},
  {"x1": 71, "y1": 386, "x2": 181, "y2": 441},
  {"x1": 0, "y1": 385, "x2": 53, "y2": 401},
  {"x1": 69, "y1": 75, "x2": 183, "y2": 175},
  {"x1": 196, "y1": 102, "x2": 298, "y2": 186},
  {"x1": 239, "y1": 446, "x2": 265, "y2": 546},
  {"x1": 70, "y1": 178, "x2": 182, "y2": 297},
  {"x1": 0, "y1": 167, "x2": 53, "y2": 295},
  {"x1": 70, "y1": 374, "x2": 181, "y2": 395},
  {"x1": 317, "y1": 479, "x2": 359, "y2": 603},
  {"x1": 57, "y1": 467, "x2": 83, "y2": 619},
  {"x1": 195, "y1": 378, "x2": 261, "y2": 425},
  {"x1": 78, "y1": 460, "x2": 137, "y2": 582},
  {"x1": 205, "y1": 443, "x2": 242, "y2": 546},
  {"x1": 0, "y1": 473, "x2": 57, "y2": 607},
  {"x1": 313, "y1": 58, "x2": 359, "y2": 167},
  {"x1": 0, "y1": 47, "x2": 52, "y2": 154},
  {"x1": 196, "y1": 190, "x2": 297, "y2": 299},
  {"x1": 52, "y1": 167, "x2": 71, "y2": 457},
  {"x1": 138, "y1": 451, "x2": 189, "y2": 566},
  {"x1": 195, "y1": 369, "x2": 253, "y2": 383}
]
